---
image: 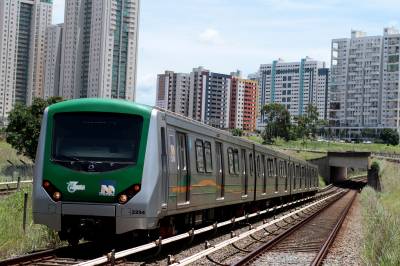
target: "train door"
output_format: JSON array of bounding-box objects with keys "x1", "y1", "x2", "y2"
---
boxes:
[
  {"x1": 241, "y1": 149, "x2": 248, "y2": 196},
  {"x1": 160, "y1": 127, "x2": 168, "y2": 207},
  {"x1": 215, "y1": 142, "x2": 224, "y2": 198},
  {"x1": 274, "y1": 158, "x2": 278, "y2": 192},
  {"x1": 176, "y1": 132, "x2": 190, "y2": 205}
]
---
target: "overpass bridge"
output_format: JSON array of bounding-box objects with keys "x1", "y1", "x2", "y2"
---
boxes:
[{"x1": 309, "y1": 151, "x2": 372, "y2": 184}]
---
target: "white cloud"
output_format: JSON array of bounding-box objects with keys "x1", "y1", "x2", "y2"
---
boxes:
[
  {"x1": 135, "y1": 74, "x2": 157, "y2": 105},
  {"x1": 198, "y1": 28, "x2": 224, "y2": 45}
]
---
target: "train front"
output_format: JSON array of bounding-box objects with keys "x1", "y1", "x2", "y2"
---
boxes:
[{"x1": 32, "y1": 99, "x2": 159, "y2": 244}]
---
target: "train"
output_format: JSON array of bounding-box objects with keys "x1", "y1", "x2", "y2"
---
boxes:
[{"x1": 33, "y1": 99, "x2": 319, "y2": 245}]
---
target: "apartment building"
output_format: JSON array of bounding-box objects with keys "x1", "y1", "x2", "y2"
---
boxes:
[
  {"x1": 157, "y1": 67, "x2": 261, "y2": 130},
  {"x1": 229, "y1": 73, "x2": 258, "y2": 131},
  {"x1": 0, "y1": 0, "x2": 52, "y2": 124},
  {"x1": 202, "y1": 72, "x2": 232, "y2": 129},
  {"x1": 60, "y1": 0, "x2": 140, "y2": 101},
  {"x1": 257, "y1": 58, "x2": 329, "y2": 130},
  {"x1": 188, "y1": 67, "x2": 209, "y2": 122},
  {"x1": 43, "y1": 23, "x2": 63, "y2": 99},
  {"x1": 156, "y1": 71, "x2": 190, "y2": 116},
  {"x1": 329, "y1": 28, "x2": 400, "y2": 134}
]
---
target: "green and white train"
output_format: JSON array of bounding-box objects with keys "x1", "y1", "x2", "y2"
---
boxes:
[{"x1": 33, "y1": 99, "x2": 318, "y2": 244}]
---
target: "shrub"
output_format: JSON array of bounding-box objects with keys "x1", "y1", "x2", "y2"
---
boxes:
[{"x1": 380, "y1": 128, "x2": 399, "y2": 146}]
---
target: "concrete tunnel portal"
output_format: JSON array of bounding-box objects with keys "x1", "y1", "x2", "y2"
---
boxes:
[{"x1": 309, "y1": 152, "x2": 371, "y2": 184}]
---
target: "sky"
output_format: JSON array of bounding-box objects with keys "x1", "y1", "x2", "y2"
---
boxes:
[{"x1": 52, "y1": 0, "x2": 400, "y2": 106}]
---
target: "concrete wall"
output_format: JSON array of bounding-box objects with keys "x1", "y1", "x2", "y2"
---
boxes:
[{"x1": 308, "y1": 156, "x2": 330, "y2": 183}]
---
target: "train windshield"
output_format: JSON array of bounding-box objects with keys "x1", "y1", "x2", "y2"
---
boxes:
[{"x1": 52, "y1": 112, "x2": 142, "y2": 163}]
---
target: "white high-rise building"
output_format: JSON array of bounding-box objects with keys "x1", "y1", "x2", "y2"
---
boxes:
[
  {"x1": 329, "y1": 28, "x2": 400, "y2": 134},
  {"x1": 44, "y1": 23, "x2": 63, "y2": 99},
  {"x1": 60, "y1": 0, "x2": 140, "y2": 101},
  {"x1": 257, "y1": 58, "x2": 329, "y2": 130},
  {"x1": 0, "y1": 0, "x2": 52, "y2": 124}
]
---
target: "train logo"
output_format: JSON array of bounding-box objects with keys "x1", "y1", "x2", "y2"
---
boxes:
[
  {"x1": 66, "y1": 181, "x2": 86, "y2": 193},
  {"x1": 99, "y1": 181, "x2": 116, "y2": 196}
]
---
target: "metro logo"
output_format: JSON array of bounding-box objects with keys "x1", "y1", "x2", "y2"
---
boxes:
[{"x1": 99, "y1": 185, "x2": 115, "y2": 196}]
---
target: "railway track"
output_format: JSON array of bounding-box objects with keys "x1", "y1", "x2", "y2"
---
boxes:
[
  {"x1": 0, "y1": 180, "x2": 32, "y2": 196},
  {"x1": 1, "y1": 187, "x2": 339, "y2": 266},
  {"x1": 232, "y1": 190, "x2": 357, "y2": 266}
]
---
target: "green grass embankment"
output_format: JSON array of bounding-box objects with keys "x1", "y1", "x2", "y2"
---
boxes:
[
  {"x1": 360, "y1": 160, "x2": 400, "y2": 265},
  {"x1": 0, "y1": 188, "x2": 63, "y2": 259},
  {"x1": 244, "y1": 136, "x2": 400, "y2": 154}
]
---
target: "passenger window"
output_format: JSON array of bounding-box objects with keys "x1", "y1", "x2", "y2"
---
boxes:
[
  {"x1": 233, "y1": 149, "x2": 240, "y2": 174},
  {"x1": 195, "y1": 140, "x2": 205, "y2": 173},
  {"x1": 267, "y1": 158, "x2": 274, "y2": 178},
  {"x1": 262, "y1": 155, "x2": 267, "y2": 193},
  {"x1": 249, "y1": 153, "x2": 254, "y2": 176},
  {"x1": 256, "y1": 155, "x2": 261, "y2": 178},
  {"x1": 204, "y1": 141, "x2": 213, "y2": 173},
  {"x1": 228, "y1": 148, "x2": 234, "y2": 174}
]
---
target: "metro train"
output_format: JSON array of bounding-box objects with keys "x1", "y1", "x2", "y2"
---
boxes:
[{"x1": 33, "y1": 99, "x2": 319, "y2": 244}]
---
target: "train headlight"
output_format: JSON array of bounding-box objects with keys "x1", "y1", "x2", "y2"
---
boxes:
[
  {"x1": 119, "y1": 194, "x2": 128, "y2": 204},
  {"x1": 52, "y1": 191, "x2": 62, "y2": 201},
  {"x1": 43, "y1": 180, "x2": 51, "y2": 189},
  {"x1": 43, "y1": 180, "x2": 61, "y2": 202},
  {"x1": 117, "y1": 184, "x2": 141, "y2": 204}
]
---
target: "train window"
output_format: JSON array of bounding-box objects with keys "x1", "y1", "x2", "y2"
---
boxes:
[
  {"x1": 249, "y1": 153, "x2": 254, "y2": 176},
  {"x1": 228, "y1": 148, "x2": 234, "y2": 174},
  {"x1": 256, "y1": 155, "x2": 261, "y2": 178},
  {"x1": 169, "y1": 135, "x2": 176, "y2": 163},
  {"x1": 300, "y1": 166, "x2": 304, "y2": 188},
  {"x1": 204, "y1": 141, "x2": 213, "y2": 173},
  {"x1": 233, "y1": 149, "x2": 240, "y2": 174},
  {"x1": 195, "y1": 140, "x2": 205, "y2": 173},
  {"x1": 262, "y1": 155, "x2": 266, "y2": 193},
  {"x1": 241, "y1": 149, "x2": 248, "y2": 195},
  {"x1": 284, "y1": 162, "x2": 288, "y2": 191},
  {"x1": 267, "y1": 158, "x2": 274, "y2": 178}
]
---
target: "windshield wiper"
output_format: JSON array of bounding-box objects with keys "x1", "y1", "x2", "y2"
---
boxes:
[{"x1": 52, "y1": 155, "x2": 86, "y2": 163}]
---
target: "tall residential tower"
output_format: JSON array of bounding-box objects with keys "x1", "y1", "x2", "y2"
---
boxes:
[
  {"x1": 44, "y1": 23, "x2": 63, "y2": 99},
  {"x1": 0, "y1": 0, "x2": 52, "y2": 124},
  {"x1": 329, "y1": 28, "x2": 400, "y2": 134},
  {"x1": 257, "y1": 58, "x2": 329, "y2": 130},
  {"x1": 60, "y1": 0, "x2": 140, "y2": 101}
]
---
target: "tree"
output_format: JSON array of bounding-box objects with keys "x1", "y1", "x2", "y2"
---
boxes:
[
  {"x1": 230, "y1": 128, "x2": 244, "y2": 137},
  {"x1": 294, "y1": 104, "x2": 321, "y2": 139},
  {"x1": 380, "y1": 128, "x2": 399, "y2": 146},
  {"x1": 261, "y1": 103, "x2": 291, "y2": 143},
  {"x1": 5, "y1": 97, "x2": 63, "y2": 161}
]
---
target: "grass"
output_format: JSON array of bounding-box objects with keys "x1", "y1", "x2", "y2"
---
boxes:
[
  {"x1": 0, "y1": 187, "x2": 63, "y2": 259},
  {"x1": 244, "y1": 136, "x2": 400, "y2": 154},
  {"x1": 360, "y1": 160, "x2": 400, "y2": 265}
]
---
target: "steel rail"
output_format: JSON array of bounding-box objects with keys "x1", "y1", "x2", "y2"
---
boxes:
[
  {"x1": 310, "y1": 191, "x2": 357, "y2": 266},
  {"x1": 74, "y1": 189, "x2": 336, "y2": 266},
  {"x1": 0, "y1": 180, "x2": 33, "y2": 186},
  {"x1": 167, "y1": 190, "x2": 345, "y2": 266},
  {"x1": 231, "y1": 190, "x2": 349, "y2": 266}
]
